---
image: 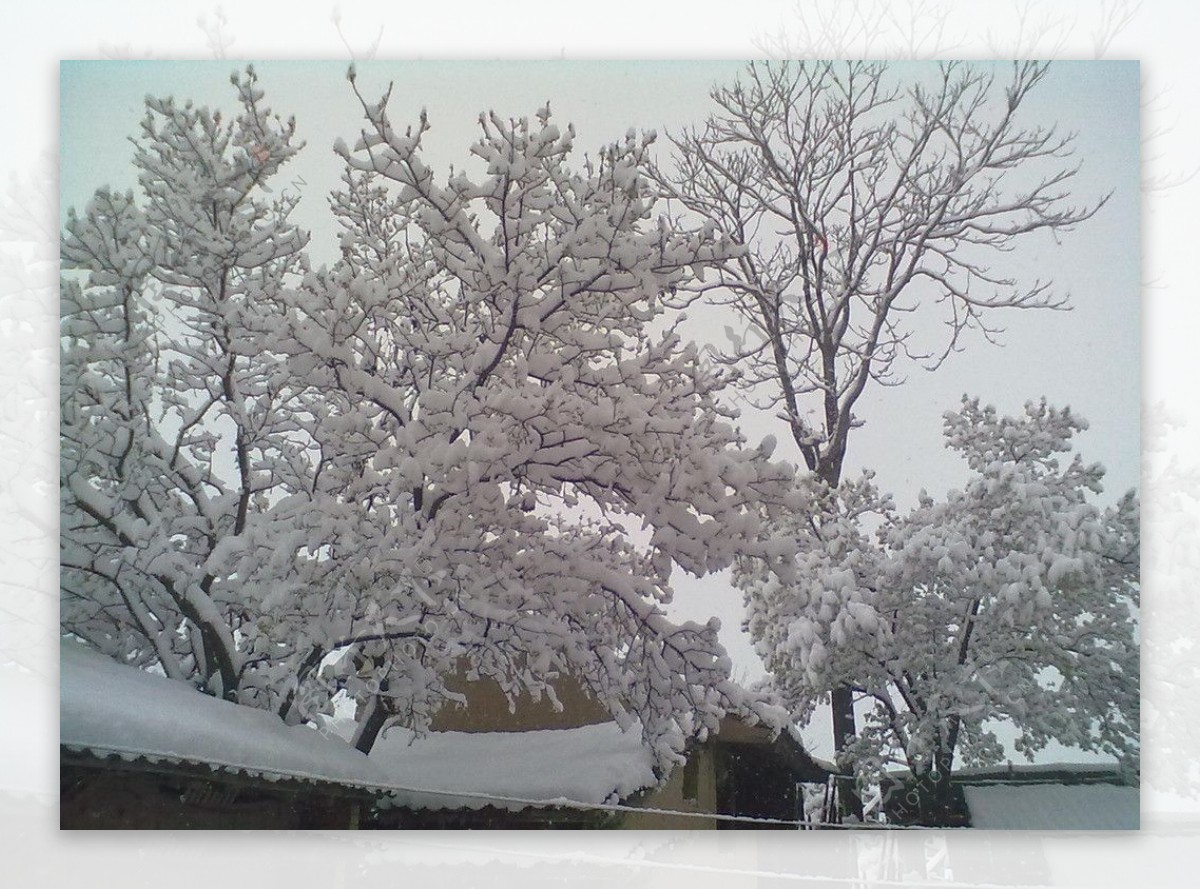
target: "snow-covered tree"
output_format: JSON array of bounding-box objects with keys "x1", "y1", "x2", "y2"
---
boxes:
[
  {"x1": 739, "y1": 397, "x2": 1139, "y2": 818},
  {"x1": 61, "y1": 68, "x2": 796, "y2": 772},
  {"x1": 273, "y1": 73, "x2": 795, "y2": 762},
  {"x1": 652, "y1": 60, "x2": 1105, "y2": 807},
  {"x1": 60, "y1": 68, "x2": 317, "y2": 709}
]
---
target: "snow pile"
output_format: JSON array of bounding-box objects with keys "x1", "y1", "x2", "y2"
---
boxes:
[
  {"x1": 964, "y1": 783, "x2": 1138, "y2": 829},
  {"x1": 367, "y1": 722, "x2": 657, "y2": 811}
]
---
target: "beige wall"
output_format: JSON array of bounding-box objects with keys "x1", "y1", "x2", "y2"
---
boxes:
[
  {"x1": 621, "y1": 744, "x2": 719, "y2": 830},
  {"x1": 431, "y1": 668, "x2": 611, "y2": 733}
]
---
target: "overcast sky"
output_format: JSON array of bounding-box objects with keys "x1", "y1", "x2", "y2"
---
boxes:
[{"x1": 60, "y1": 59, "x2": 1140, "y2": 758}]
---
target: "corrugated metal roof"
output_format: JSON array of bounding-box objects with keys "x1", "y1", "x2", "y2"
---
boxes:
[{"x1": 60, "y1": 640, "x2": 660, "y2": 811}]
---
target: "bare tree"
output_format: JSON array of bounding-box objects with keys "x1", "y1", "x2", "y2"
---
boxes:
[{"x1": 654, "y1": 60, "x2": 1103, "y2": 815}]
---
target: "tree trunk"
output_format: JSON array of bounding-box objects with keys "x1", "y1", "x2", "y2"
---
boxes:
[
  {"x1": 920, "y1": 746, "x2": 959, "y2": 826},
  {"x1": 929, "y1": 715, "x2": 964, "y2": 824},
  {"x1": 278, "y1": 645, "x2": 326, "y2": 724},
  {"x1": 352, "y1": 679, "x2": 391, "y2": 755},
  {"x1": 831, "y1": 684, "x2": 864, "y2": 820},
  {"x1": 821, "y1": 454, "x2": 863, "y2": 821},
  {"x1": 352, "y1": 697, "x2": 387, "y2": 755}
]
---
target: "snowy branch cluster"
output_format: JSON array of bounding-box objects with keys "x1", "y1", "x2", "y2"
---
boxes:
[
  {"x1": 738, "y1": 398, "x2": 1139, "y2": 789},
  {"x1": 62, "y1": 69, "x2": 311, "y2": 708},
  {"x1": 60, "y1": 68, "x2": 794, "y2": 769}
]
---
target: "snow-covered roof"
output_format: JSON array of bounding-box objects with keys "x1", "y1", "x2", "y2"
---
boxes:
[
  {"x1": 60, "y1": 639, "x2": 394, "y2": 792},
  {"x1": 60, "y1": 640, "x2": 659, "y2": 812},
  {"x1": 367, "y1": 723, "x2": 657, "y2": 811},
  {"x1": 952, "y1": 762, "x2": 1130, "y2": 782},
  {"x1": 964, "y1": 783, "x2": 1139, "y2": 830}
]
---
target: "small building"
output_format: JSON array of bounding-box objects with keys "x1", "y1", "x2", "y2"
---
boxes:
[
  {"x1": 348, "y1": 667, "x2": 831, "y2": 828},
  {"x1": 880, "y1": 762, "x2": 1139, "y2": 829}
]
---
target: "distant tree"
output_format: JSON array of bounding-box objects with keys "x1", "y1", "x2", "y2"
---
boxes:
[
  {"x1": 653, "y1": 60, "x2": 1105, "y2": 807},
  {"x1": 60, "y1": 68, "x2": 795, "y2": 770},
  {"x1": 738, "y1": 398, "x2": 1139, "y2": 821}
]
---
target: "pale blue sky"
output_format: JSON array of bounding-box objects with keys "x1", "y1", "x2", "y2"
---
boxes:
[{"x1": 60, "y1": 59, "x2": 1140, "y2": 495}]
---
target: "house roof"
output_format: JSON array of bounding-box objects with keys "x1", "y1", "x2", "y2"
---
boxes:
[
  {"x1": 60, "y1": 639, "x2": 394, "y2": 795},
  {"x1": 61, "y1": 640, "x2": 827, "y2": 815},
  {"x1": 952, "y1": 762, "x2": 1135, "y2": 784},
  {"x1": 880, "y1": 762, "x2": 1138, "y2": 829},
  {"x1": 59, "y1": 641, "x2": 659, "y2": 811},
  {"x1": 883, "y1": 760, "x2": 1133, "y2": 785},
  {"x1": 964, "y1": 783, "x2": 1139, "y2": 829}
]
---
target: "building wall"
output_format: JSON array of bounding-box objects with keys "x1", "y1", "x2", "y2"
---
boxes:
[
  {"x1": 60, "y1": 761, "x2": 361, "y2": 830},
  {"x1": 621, "y1": 744, "x2": 719, "y2": 830}
]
